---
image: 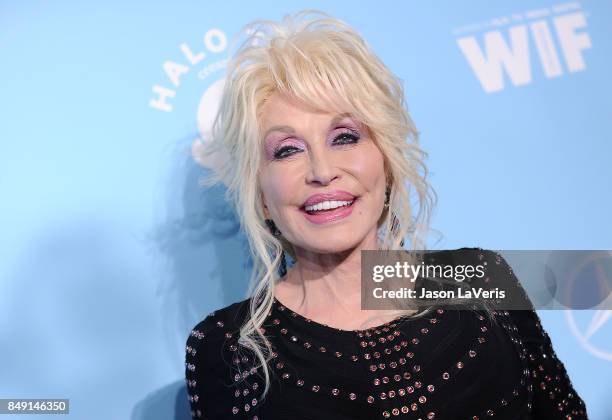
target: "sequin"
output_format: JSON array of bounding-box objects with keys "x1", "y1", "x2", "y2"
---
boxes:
[{"x1": 187, "y1": 271, "x2": 588, "y2": 419}]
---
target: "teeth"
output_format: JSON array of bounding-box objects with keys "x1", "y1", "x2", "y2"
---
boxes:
[{"x1": 304, "y1": 200, "x2": 354, "y2": 212}]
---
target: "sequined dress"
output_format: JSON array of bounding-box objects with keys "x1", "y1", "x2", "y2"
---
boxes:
[{"x1": 185, "y1": 249, "x2": 588, "y2": 419}]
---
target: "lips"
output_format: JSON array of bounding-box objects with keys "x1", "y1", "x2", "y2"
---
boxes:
[
  {"x1": 300, "y1": 196, "x2": 357, "y2": 225},
  {"x1": 301, "y1": 190, "x2": 357, "y2": 208}
]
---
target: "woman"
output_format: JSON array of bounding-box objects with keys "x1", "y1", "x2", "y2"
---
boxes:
[{"x1": 185, "y1": 10, "x2": 588, "y2": 419}]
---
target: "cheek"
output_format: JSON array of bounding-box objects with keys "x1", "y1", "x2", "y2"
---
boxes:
[
  {"x1": 346, "y1": 146, "x2": 386, "y2": 186},
  {"x1": 259, "y1": 168, "x2": 302, "y2": 210}
]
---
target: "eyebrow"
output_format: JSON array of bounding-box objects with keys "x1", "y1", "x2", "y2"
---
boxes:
[{"x1": 262, "y1": 112, "x2": 355, "y2": 140}]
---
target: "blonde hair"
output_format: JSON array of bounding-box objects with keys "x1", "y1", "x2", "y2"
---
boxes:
[{"x1": 196, "y1": 9, "x2": 438, "y2": 400}]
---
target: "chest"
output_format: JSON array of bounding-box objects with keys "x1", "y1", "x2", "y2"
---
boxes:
[{"x1": 235, "y1": 310, "x2": 532, "y2": 419}]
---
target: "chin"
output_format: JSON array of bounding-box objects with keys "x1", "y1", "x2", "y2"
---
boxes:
[{"x1": 300, "y1": 235, "x2": 367, "y2": 254}]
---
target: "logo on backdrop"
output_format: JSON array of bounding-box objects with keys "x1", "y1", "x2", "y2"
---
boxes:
[
  {"x1": 147, "y1": 28, "x2": 231, "y2": 184},
  {"x1": 453, "y1": 2, "x2": 592, "y2": 93},
  {"x1": 566, "y1": 310, "x2": 612, "y2": 361}
]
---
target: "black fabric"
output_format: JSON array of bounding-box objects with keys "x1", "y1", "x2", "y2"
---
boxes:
[{"x1": 185, "y1": 248, "x2": 588, "y2": 419}]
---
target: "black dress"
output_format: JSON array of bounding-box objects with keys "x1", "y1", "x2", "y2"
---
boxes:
[{"x1": 185, "y1": 249, "x2": 588, "y2": 419}]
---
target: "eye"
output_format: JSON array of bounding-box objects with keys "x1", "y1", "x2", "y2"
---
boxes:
[
  {"x1": 332, "y1": 129, "x2": 360, "y2": 145},
  {"x1": 273, "y1": 145, "x2": 302, "y2": 160}
]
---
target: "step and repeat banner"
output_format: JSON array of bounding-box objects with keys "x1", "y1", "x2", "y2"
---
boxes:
[{"x1": 1, "y1": 1, "x2": 611, "y2": 419}]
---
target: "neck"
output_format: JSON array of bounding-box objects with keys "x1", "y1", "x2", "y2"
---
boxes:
[{"x1": 274, "y1": 230, "x2": 411, "y2": 329}]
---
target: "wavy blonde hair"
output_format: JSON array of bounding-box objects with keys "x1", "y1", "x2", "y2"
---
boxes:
[{"x1": 196, "y1": 9, "x2": 438, "y2": 399}]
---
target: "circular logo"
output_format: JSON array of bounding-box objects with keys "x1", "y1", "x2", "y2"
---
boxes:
[
  {"x1": 566, "y1": 309, "x2": 612, "y2": 361},
  {"x1": 191, "y1": 77, "x2": 232, "y2": 187}
]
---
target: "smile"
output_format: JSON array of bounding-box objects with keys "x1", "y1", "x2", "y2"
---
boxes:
[
  {"x1": 304, "y1": 199, "x2": 354, "y2": 212},
  {"x1": 300, "y1": 198, "x2": 358, "y2": 225}
]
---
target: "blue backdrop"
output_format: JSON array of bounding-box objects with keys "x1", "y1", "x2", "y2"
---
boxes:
[{"x1": 1, "y1": 1, "x2": 610, "y2": 419}]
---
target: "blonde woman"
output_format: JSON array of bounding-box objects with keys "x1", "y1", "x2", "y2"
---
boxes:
[{"x1": 185, "y1": 10, "x2": 587, "y2": 419}]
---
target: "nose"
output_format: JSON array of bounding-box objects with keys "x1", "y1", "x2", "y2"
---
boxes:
[{"x1": 305, "y1": 144, "x2": 339, "y2": 186}]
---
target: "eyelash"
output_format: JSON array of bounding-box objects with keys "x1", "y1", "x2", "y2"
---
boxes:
[{"x1": 273, "y1": 130, "x2": 361, "y2": 160}]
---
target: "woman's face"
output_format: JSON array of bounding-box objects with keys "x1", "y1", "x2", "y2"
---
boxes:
[{"x1": 258, "y1": 92, "x2": 388, "y2": 255}]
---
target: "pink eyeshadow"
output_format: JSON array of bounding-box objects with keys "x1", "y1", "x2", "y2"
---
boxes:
[{"x1": 263, "y1": 136, "x2": 303, "y2": 159}]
